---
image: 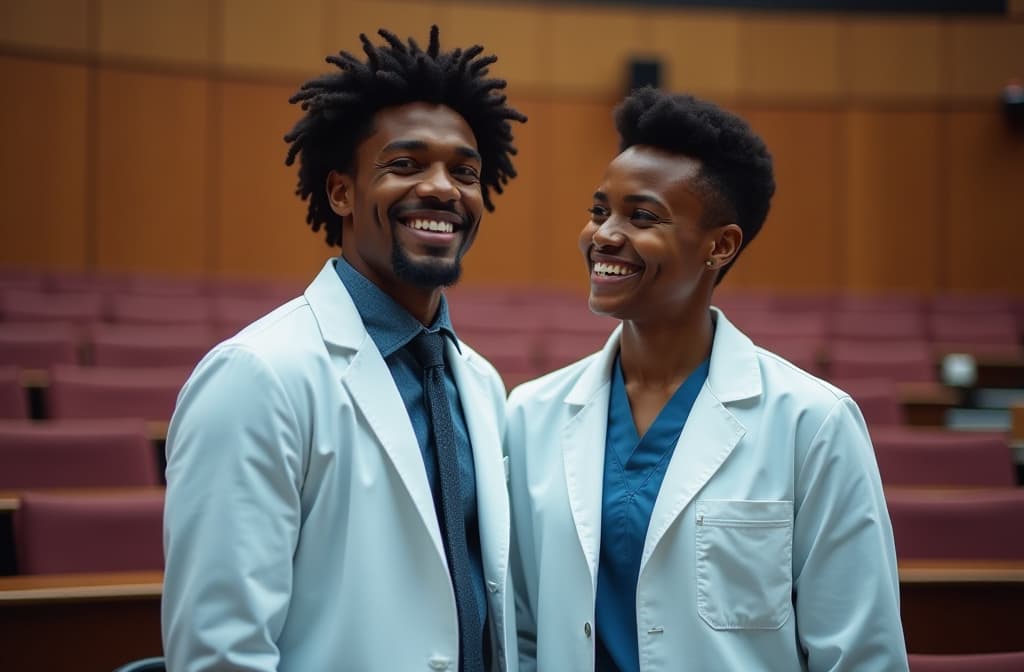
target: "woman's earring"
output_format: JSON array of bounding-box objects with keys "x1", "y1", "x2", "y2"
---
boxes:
[{"x1": 705, "y1": 259, "x2": 714, "y2": 268}]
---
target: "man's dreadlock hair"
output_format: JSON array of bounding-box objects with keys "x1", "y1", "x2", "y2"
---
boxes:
[
  {"x1": 614, "y1": 87, "x2": 775, "y2": 284},
  {"x1": 284, "y1": 25, "x2": 526, "y2": 247}
]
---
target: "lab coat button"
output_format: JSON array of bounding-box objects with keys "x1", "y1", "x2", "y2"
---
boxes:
[
  {"x1": 487, "y1": 580, "x2": 499, "y2": 593},
  {"x1": 428, "y1": 657, "x2": 451, "y2": 670},
  {"x1": 584, "y1": 622, "x2": 592, "y2": 638}
]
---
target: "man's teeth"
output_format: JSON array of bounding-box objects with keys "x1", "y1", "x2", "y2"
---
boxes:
[
  {"x1": 594, "y1": 261, "x2": 636, "y2": 276},
  {"x1": 408, "y1": 219, "x2": 453, "y2": 233}
]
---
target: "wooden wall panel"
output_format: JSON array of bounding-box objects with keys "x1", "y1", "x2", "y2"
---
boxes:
[
  {"x1": 542, "y1": 99, "x2": 620, "y2": 290},
  {"x1": 442, "y1": 1, "x2": 547, "y2": 95},
  {"x1": 95, "y1": 69, "x2": 209, "y2": 275},
  {"x1": 947, "y1": 19, "x2": 1024, "y2": 99},
  {"x1": 98, "y1": 0, "x2": 212, "y2": 64},
  {"x1": 738, "y1": 14, "x2": 841, "y2": 100},
  {"x1": 944, "y1": 110, "x2": 1024, "y2": 291},
  {"x1": 842, "y1": 109, "x2": 940, "y2": 292},
  {"x1": 649, "y1": 9, "x2": 740, "y2": 98},
  {"x1": 723, "y1": 107, "x2": 842, "y2": 291},
  {"x1": 0, "y1": 57, "x2": 88, "y2": 269},
  {"x1": 222, "y1": 0, "x2": 323, "y2": 75},
  {"x1": 323, "y1": 1, "x2": 442, "y2": 59},
  {"x1": 216, "y1": 80, "x2": 324, "y2": 281},
  {"x1": 545, "y1": 6, "x2": 647, "y2": 97},
  {"x1": 0, "y1": 0, "x2": 90, "y2": 53},
  {"x1": 843, "y1": 17, "x2": 942, "y2": 100},
  {"x1": 459, "y1": 98, "x2": 543, "y2": 287}
]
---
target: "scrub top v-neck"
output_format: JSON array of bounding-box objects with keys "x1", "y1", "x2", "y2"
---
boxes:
[{"x1": 595, "y1": 352, "x2": 711, "y2": 672}]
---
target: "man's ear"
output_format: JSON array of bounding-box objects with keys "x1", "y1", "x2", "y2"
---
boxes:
[
  {"x1": 326, "y1": 170, "x2": 354, "y2": 218},
  {"x1": 709, "y1": 223, "x2": 743, "y2": 268}
]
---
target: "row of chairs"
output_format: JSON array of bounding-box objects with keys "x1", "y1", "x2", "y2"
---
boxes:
[
  {"x1": 8, "y1": 487, "x2": 1024, "y2": 575},
  {"x1": 0, "y1": 418, "x2": 1015, "y2": 493},
  {"x1": 0, "y1": 267, "x2": 301, "y2": 299}
]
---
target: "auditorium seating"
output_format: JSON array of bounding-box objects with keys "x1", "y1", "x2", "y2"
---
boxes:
[
  {"x1": 87, "y1": 324, "x2": 216, "y2": 368},
  {"x1": 887, "y1": 489, "x2": 1024, "y2": 560},
  {"x1": 0, "y1": 367, "x2": 27, "y2": 419},
  {"x1": 46, "y1": 365, "x2": 189, "y2": 423},
  {"x1": 0, "y1": 322, "x2": 80, "y2": 369},
  {"x1": 908, "y1": 651, "x2": 1024, "y2": 671},
  {"x1": 870, "y1": 427, "x2": 1015, "y2": 488},
  {"x1": 13, "y1": 490, "x2": 164, "y2": 574},
  {"x1": 0, "y1": 419, "x2": 159, "y2": 489}
]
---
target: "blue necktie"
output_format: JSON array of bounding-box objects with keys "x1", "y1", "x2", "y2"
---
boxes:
[{"x1": 409, "y1": 331, "x2": 485, "y2": 672}]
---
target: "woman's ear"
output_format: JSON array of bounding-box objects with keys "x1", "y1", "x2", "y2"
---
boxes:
[
  {"x1": 709, "y1": 224, "x2": 743, "y2": 268},
  {"x1": 326, "y1": 170, "x2": 354, "y2": 218}
]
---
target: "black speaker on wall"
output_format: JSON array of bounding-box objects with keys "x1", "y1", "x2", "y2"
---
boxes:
[{"x1": 627, "y1": 58, "x2": 663, "y2": 93}]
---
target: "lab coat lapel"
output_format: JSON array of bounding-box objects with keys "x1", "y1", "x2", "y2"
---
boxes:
[
  {"x1": 561, "y1": 327, "x2": 621, "y2": 589},
  {"x1": 304, "y1": 259, "x2": 445, "y2": 563},
  {"x1": 640, "y1": 309, "x2": 761, "y2": 572}
]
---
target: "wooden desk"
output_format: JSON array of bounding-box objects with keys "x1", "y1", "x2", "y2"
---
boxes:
[
  {"x1": 0, "y1": 571, "x2": 163, "y2": 671},
  {"x1": 899, "y1": 560, "x2": 1024, "y2": 654},
  {"x1": 898, "y1": 382, "x2": 962, "y2": 427},
  {"x1": 1012, "y1": 403, "x2": 1024, "y2": 442}
]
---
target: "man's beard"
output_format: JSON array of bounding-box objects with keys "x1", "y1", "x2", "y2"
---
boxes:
[{"x1": 391, "y1": 236, "x2": 463, "y2": 288}]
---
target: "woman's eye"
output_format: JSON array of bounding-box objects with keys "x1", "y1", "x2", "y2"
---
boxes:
[
  {"x1": 388, "y1": 158, "x2": 417, "y2": 171},
  {"x1": 631, "y1": 209, "x2": 660, "y2": 223}
]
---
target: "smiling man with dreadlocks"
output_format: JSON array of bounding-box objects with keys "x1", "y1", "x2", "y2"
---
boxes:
[{"x1": 163, "y1": 27, "x2": 526, "y2": 672}]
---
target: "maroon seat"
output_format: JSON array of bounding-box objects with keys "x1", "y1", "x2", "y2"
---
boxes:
[
  {"x1": 47, "y1": 364, "x2": 189, "y2": 423},
  {"x1": 88, "y1": 324, "x2": 216, "y2": 368},
  {"x1": 754, "y1": 337, "x2": 826, "y2": 377},
  {"x1": 886, "y1": 489, "x2": 1024, "y2": 561},
  {"x1": 0, "y1": 419, "x2": 158, "y2": 489},
  {"x1": 0, "y1": 322, "x2": 80, "y2": 369},
  {"x1": 13, "y1": 490, "x2": 164, "y2": 574},
  {"x1": 832, "y1": 378, "x2": 904, "y2": 427},
  {"x1": 929, "y1": 313, "x2": 1018, "y2": 348},
  {"x1": 834, "y1": 293, "x2": 924, "y2": 315},
  {"x1": 830, "y1": 311, "x2": 926, "y2": 342},
  {"x1": 458, "y1": 330, "x2": 541, "y2": 389},
  {"x1": 107, "y1": 293, "x2": 212, "y2": 326},
  {"x1": 731, "y1": 311, "x2": 829, "y2": 342},
  {"x1": 0, "y1": 366, "x2": 28, "y2": 419},
  {"x1": 828, "y1": 340, "x2": 936, "y2": 384},
  {"x1": 870, "y1": 427, "x2": 1015, "y2": 488},
  {"x1": 0, "y1": 288, "x2": 104, "y2": 326},
  {"x1": 210, "y1": 296, "x2": 283, "y2": 338},
  {"x1": 908, "y1": 651, "x2": 1024, "y2": 671}
]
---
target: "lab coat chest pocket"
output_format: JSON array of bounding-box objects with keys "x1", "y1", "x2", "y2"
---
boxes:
[{"x1": 695, "y1": 499, "x2": 793, "y2": 630}]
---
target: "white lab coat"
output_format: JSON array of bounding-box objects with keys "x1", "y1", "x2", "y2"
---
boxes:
[
  {"x1": 507, "y1": 309, "x2": 907, "y2": 672},
  {"x1": 163, "y1": 259, "x2": 516, "y2": 672}
]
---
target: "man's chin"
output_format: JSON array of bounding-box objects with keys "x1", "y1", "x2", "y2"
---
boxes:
[{"x1": 392, "y1": 252, "x2": 462, "y2": 289}]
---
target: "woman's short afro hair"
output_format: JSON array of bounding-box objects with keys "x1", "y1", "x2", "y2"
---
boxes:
[{"x1": 614, "y1": 87, "x2": 775, "y2": 283}]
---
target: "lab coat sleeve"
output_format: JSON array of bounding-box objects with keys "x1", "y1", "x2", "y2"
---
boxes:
[
  {"x1": 505, "y1": 390, "x2": 538, "y2": 672},
  {"x1": 162, "y1": 344, "x2": 306, "y2": 672},
  {"x1": 793, "y1": 396, "x2": 909, "y2": 672}
]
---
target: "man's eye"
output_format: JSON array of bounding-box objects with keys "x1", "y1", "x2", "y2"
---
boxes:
[
  {"x1": 453, "y1": 166, "x2": 480, "y2": 181},
  {"x1": 388, "y1": 159, "x2": 417, "y2": 170}
]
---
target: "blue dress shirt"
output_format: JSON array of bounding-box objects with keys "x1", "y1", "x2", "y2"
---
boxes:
[
  {"x1": 595, "y1": 353, "x2": 711, "y2": 672},
  {"x1": 334, "y1": 259, "x2": 488, "y2": 666}
]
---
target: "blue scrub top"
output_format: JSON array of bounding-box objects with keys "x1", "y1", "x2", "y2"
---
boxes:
[{"x1": 595, "y1": 353, "x2": 711, "y2": 672}]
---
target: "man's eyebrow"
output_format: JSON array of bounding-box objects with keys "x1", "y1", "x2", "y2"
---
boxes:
[
  {"x1": 379, "y1": 140, "x2": 481, "y2": 163},
  {"x1": 456, "y1": 146, "x2": 482, "y2": 162},
  {"x1": 380, "y1": 140, "x2": 428, "y2": 154},
  {"x1": 592, "y1": 191, "x2": 608, "y2": 201}
]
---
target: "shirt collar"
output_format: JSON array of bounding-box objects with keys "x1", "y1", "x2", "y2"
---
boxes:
[{"x1": 334, "y1": 257, "x2": 461, "y2": 359}]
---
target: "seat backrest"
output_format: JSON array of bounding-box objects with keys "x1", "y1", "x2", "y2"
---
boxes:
[
  {"x1": 89, "y1": 324, "x2": 216, "y2": 368},
  {"x1": 14, "y1": 490, "x2": 165, "y2": 574},
  {"x1": 828, "y1": 340, "x2": 936, "y2": 384},
  {"x1": 0, "y1": 419, "x2": 158, "y2": 489},
  {"x1": 0, "y1": 322, "x2": 80, "y2": 369},
  {"x1": 47, "y1": 365, "x2": 189, "y2": 422},
  {"x1": 831, "y1": 378, "x2": 904, "y2": 427},
  {"x1": 886, "y1": 489, "x2": 1024, "y2": 561},
  {"x1": 870, "y1": 427, "x2": 1015, "y2": 488},
  {"x1": 108, "y1": 293, "x2": 211, "y2": 326},
  {"x1": 0, "y1": 288, "x2": 104, "y2": 325},
  {"x1": 908, "y1": 651, "x2": 1024, "y2": 671},
  {"x1": 0, "y1": 366, "x2": 28, "y2": 419}
]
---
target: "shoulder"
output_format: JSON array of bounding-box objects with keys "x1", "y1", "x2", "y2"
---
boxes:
[{"x1": 508, "y1": 352, "x2": 600, "y2": 413}]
